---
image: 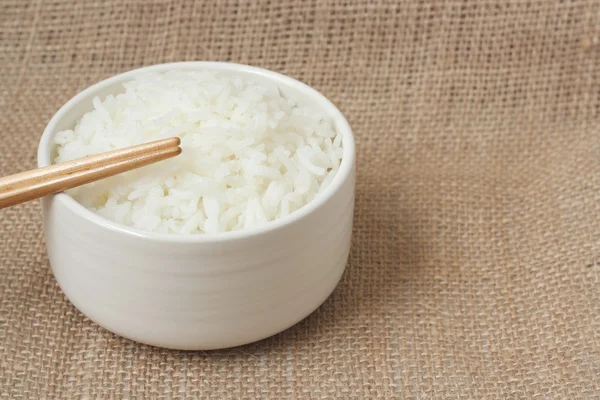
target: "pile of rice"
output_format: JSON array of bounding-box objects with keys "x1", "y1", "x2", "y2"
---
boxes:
[{"x1": 53, "y1": 71, "x2": 343, "y2": 234}]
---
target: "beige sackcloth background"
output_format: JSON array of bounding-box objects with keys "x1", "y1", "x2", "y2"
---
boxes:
[{"x1": 1, "y1": 0, "x2": 600, "y2": 398}]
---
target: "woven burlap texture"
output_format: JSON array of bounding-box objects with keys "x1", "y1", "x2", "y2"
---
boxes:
[{"x1": 1, "y1": 0, "x2": 600, "y2": 398}]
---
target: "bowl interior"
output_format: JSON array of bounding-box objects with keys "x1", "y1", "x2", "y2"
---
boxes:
[{"x1": 37, "y1": 62, "x2": 355, "y2": 241}]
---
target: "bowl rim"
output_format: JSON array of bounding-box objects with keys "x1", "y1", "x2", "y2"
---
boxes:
[{"x1": 38, "y1": 61, "x2": 355, "y2": 243}]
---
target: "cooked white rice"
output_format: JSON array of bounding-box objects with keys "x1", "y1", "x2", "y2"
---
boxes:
[{"x1": 53, "y1": 71, "x2": 343, "y2": 234}]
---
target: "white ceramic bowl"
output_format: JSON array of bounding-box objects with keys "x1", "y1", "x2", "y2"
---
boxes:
[{"x1": 37, "y1": 62, "x2": 355, "y2": 350}]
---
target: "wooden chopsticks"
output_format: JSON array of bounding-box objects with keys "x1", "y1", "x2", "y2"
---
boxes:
[{"x1": 0, "y1": 137, "x2": 181, "y2": 209}]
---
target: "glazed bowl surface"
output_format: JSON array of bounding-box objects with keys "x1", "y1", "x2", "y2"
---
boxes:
[{"x1": 38, "y1": 62, "x2": 355, "y2": 350}]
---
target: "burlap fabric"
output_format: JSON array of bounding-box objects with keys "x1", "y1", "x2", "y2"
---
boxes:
[{"x1": 1, "y1": 0, "x2": 600, "y2": 398}]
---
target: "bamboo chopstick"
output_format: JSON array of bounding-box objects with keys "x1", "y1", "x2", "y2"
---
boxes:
[{"x1": 0, "y1": 137, "x2": 181, "y2": 209}]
